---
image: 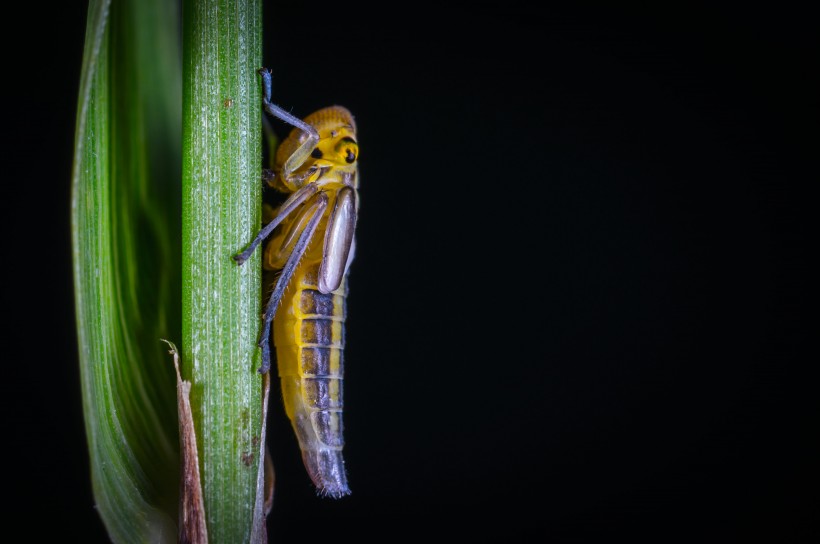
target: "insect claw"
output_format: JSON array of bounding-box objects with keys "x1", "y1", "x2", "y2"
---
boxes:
[
  {"x1": 258, "y1": 346, "x2": 271, "y2": 374},
  {"x1": 258, "y1": 68, "x2": 273, "y2": 104}
]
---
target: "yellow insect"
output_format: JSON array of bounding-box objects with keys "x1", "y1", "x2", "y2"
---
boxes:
[{"x1": 234, "y1": 68, "x2": 358, "y2": 498}]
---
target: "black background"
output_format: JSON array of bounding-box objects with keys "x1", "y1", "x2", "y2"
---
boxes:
[{"x1": 2, "y1": 2, "x2": 814, "y2": 543}]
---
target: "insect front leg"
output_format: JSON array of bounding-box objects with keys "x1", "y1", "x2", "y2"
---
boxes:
[
  {"x1": 258, "y1": 68, "x2": 320, "y2": 182},
  {"x1": 233, "y1": 182, "x2": 320, "y2": 265}
]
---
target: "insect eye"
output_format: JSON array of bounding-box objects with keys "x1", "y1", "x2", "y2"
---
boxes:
[
  {"x1": 311, "y1": 147, "x2": 323, "y2": 159},
  {"x1": 345, "y1": 149, "x2": 356, "y2": 164}
]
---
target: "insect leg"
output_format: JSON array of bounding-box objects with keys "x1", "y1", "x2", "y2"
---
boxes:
[
  {"x1": 233, "y1": 183, "x2": 319, "y2": 265},
  {"x1": 258, "y1": 68, "x2": 320, "y2": 180},
  {"x1": 257, "y1": 192, "x2": 329, "y2": 374}
]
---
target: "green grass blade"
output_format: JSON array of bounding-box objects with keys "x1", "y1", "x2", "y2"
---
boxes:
[
  {"x1": 71, "y1": 0, "x2": 182, "y2": 541},
  {"x1": 182, "y1": 0, "x2": 264, "y2": 540}
]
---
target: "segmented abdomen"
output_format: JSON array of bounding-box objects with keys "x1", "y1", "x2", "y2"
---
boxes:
[{"x1": 273, "y1": 261, "x2": 349, "y2": 497}]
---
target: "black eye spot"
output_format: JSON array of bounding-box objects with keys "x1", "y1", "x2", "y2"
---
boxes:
[
  {"x1": 311, "y1": 147, "x2": 323, "y2": 159},
  {"x1": 345, "y1": 149, "x2": 356, "y2": 163}
]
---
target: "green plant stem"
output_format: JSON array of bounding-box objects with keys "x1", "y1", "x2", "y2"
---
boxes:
[{"x1": 182, "y1": 0, "x2": 264, "y2": 540}]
